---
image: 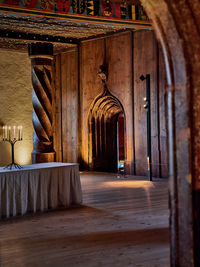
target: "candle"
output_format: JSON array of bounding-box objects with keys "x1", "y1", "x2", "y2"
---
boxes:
[
  {"x1": 2, "y1": 126, "x2": 5, "y2": 140},
  {"x1": 5, "y1": 126, "x2": 7, "y2": 140},
  {"x1": 8, "y1": 126, "x2": 11, "y2": 141},
  {"x1": 18, "y1": 126, "x2": 20, "y2": 140},
  {"x1": 20, "y1": 126, "x2": 23, "y2": 140},
  {"x1": 13, "y1": 126, "x2": 16, "y2": 139}
]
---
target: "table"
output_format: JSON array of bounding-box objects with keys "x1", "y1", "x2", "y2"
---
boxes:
[{"x1": 0, "y1": 162, "x2": 82, "y2": 218}]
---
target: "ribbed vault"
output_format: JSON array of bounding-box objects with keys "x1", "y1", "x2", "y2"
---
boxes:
[{"x1": 88, "y1": 91, "x2": 125, "y2": 172}]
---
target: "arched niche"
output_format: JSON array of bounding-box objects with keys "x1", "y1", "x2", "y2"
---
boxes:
[{"x1": 88, "y1": 90, "x2": 126, "y2": 173}]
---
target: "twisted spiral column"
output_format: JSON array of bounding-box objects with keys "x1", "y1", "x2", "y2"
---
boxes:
[{"x1": 29, "y1": 43, "x2": 55, "y2": 163}]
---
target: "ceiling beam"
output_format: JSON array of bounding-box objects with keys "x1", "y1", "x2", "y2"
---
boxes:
[
  {"x1": 0, "y1": 29, "x2": 79, "y2": 44},
  {"x1": 80, "y1": 29, "x2": 131, "y2": 42}
]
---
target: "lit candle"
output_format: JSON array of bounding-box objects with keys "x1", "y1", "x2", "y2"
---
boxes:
[
  {"x1": 21, "y1": 126, "x2": 23, "y2": 140},
  {"x1": 8, "y1": 126, "x2": 11, "y2": 141},
  {"x1": 19, "y1": 126, "x2": 23, "y2": 140},
  {"x1": 13, "y1": 126, "x2": 16, "y2": 139},
  {"x1": 2, "y1": 126, "x2": 5, "y2": 140},
  {"x1": 5, "y1": 126, "x2": 7, "y2": 140},
  {"x1": 18, "y1": 126, "x2": 20, "y2": 140}
]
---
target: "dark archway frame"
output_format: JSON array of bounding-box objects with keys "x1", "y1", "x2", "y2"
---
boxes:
[
  {"x1": 1, "y1": 0, "x2": 199, "y2": 265},
  {"x1": 141, "y1": 1, "x2": 200, "y2": 266}
]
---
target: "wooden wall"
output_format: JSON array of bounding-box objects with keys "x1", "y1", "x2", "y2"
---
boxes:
[
  {"x1": 54, "y1": 30, "x2": 168, "y2": 178},
  {"x1": 78, "y1": 32, "x2": 134, "y2": 171},
  {"x1": 79, "y1": 39, "x2": 105, "y2": 168},
  {"x1": 158, "y1": 46, "x2": 168, "y2": 178},
  {"x1": 106, "y1": 32, "x2": 134, "y2": 173},
  {"x1": 54, "y1": 48, "x2": 78, "y2": 163},
  {"x1": 133, "y1": 30, "x2": 167, "y2": 177}
]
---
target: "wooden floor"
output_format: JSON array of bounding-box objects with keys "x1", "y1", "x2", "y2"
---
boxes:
[{"x1": 0, "y1": 172, "x2": 170, "y2": 267}]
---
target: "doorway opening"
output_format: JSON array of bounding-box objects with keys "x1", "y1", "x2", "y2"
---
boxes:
[{"x1": 88, "y1": 91, "x2": 126, "y2": 173}]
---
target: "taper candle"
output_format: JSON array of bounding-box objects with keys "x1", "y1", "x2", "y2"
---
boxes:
[
  {"x1": 18, "y1": 126, "x2": 20, "y2": 140},
  {"x1": 8, "y1": 126, "x2": 11, "y2": 140},
  {"x1": 20, "y1": 126, "x2": 23, "y2": 140},
  {"x1": 5, "y1": 126, "x2": 7, "y2": 139},
  {"x1": 3, "y1": 126, "x2": 5, "y2": 140},
  {"x1": 13, "y1": 126, "x2": 16, "y2": 139},
  {"x1": 19, "y1": 126, "x2": 21, "y2": 140}
]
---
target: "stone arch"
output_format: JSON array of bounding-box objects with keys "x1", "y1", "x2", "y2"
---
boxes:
[
  {"x1": 140, "y1": 1, "x2": 200, "y2": 266},
  {"x1": 88, "y1": 90, "x2": 126, "y2": 172}
]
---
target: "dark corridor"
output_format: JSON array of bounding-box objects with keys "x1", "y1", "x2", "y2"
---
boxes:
[{"x1": 88, "y1": 92, "x2": 126, "y2": 172}]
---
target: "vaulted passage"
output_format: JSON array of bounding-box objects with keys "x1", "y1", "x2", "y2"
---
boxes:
[{"x1": 88, "y1": 91, "x2": 125, "y2": 172}]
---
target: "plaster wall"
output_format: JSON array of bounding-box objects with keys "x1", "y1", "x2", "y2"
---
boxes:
[{"x1": 0, "y1": 50, "x2": 33, "y2": 167}]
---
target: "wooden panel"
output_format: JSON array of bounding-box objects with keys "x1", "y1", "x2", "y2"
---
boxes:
[
  {"x1": 158, "y1": 45, "x2": 168, "y2": 178},
  {"x1": 133, "y1": 30, "x2": 161, "y2": 177},
  {"x1": 149, "y1": 34, "x2": 159, "y2": 178},
  {"x1": 106, "y1": 32, "x2": 134, "y2": 172},
  {"x1": 80, "y1": 39, "x2": 105, "y2": 168},
  {"x1": 133, "y1": 30, "x2": 147, "y2": 176},
  {"x1": 53, "y1": 54, "x2": 63, "y2": 162},
  {"x1": 54, "y1": 31, "x2": 167, "y2": 177},
  {"x1": 61, "y1": 49, "x2": 78, "y2": 163}
]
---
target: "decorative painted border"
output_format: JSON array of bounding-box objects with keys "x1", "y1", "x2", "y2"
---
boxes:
[{"x1": 0, "y1": 1, "x2": 152, "y2": 29}]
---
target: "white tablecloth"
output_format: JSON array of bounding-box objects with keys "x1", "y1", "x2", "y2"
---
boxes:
[{"x1": 0, "y1": 162, "x2": 82, "y2": 218}]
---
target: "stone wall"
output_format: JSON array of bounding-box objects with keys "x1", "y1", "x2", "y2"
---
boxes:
[{"x1": 0, "y1": 49, "x2": 33, "y2": 167}]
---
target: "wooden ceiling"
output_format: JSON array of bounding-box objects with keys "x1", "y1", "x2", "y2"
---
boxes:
[
  {"x1": 0, "y1": 13, "x2": 130, "y2": 39},
  {"x1": 0, "y1": 12, "x2": 130, "y2": 52},
  {"x1": 0, "y1": 0, "x2": 151, "y2": 53}
]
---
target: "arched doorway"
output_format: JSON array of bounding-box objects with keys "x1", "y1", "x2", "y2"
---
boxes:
[
  {"x1": 141, "y1": 1, "x2": 200, "y2": 266},
  {"x1": 88, "y1": 90, "x2": 126, "y2": 173}
]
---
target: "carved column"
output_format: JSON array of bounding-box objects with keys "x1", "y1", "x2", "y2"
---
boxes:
[{"x1": 28, "y1": 43, "x2": 55, "y2": 163}]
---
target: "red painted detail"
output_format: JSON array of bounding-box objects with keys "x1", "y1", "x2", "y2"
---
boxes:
[
  {"x1": 114, "y1": 3, "x2": 121, "y2": 19},
  {"x1": 102, "y1": 0, "x2": 113, "y2": 17},
  {"x1": 40, "y1": 0, "x2": 54, "y2": 10},
  {"x1": 23, "y1": 0, "x2": 37, "y2": 8},
  {"x1": 5, "y1": 0, "x2": 19, "y2": 6},
  {"x1": 57, "y1": 0, "x2": 69, "y2": 12}
]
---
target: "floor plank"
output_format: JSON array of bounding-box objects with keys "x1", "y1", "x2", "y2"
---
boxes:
[{"x1": 0, "y1": 172, "x2": 170, "y2": 267}]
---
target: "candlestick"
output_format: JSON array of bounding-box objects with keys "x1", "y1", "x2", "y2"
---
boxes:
[{"x1": 2, "y1": 125, "x2": 23, "y2": 169}]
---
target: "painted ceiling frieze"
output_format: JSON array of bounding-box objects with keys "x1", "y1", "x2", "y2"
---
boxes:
[{"x1": 0, "y1": 0, "x2": 151, "y2": 28}]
